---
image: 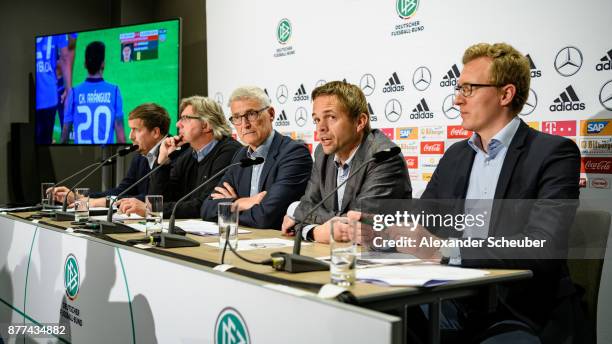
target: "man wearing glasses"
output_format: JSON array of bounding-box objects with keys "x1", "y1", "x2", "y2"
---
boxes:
[
  {"x1": 357, "y1": 43, "x2": 581, "y2": 342},
  {"x1": 200, "y1": 86, "x2": 312, "y2": 229},
  {"x1": 118, "y1": 96, "x2": 241, "y2": 218}
]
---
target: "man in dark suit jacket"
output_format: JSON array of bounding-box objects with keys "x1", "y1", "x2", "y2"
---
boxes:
[
  {"x1": 360, "y1": 43, "x2": 582, "y2": 343},
  {"x1": 200, "y1": 86, "x2": 312, "y2": 229},
  {"x1": 282, "y1": 81, "x2": 412, "y2": 243},
  {"x1": 118, "y1": 96, "x2": 241, "y2": 218},
  {"x1": 52, "y1": 103, "x2": 171, "y2": 207}
]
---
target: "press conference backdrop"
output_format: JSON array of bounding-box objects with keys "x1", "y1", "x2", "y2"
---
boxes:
[
  {"x1": 206, "y1": 0, "x2": 612, "y2": 341},
  {"x1": 207, "y1": 0, "x2": 612, "y2": 197}
]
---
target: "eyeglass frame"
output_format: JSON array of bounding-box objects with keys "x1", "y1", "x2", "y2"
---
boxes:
[
  {"x1": 228, "y1": 106, "x2": 270, "y2": 125},
  {"x1": 178, "y1": 114, "x2": 202, "y2": 122},
  {"x1": 454, "y1": 83, "x2": 501, "y2": 97}
]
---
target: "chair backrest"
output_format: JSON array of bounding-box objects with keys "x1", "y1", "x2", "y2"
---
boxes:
[{"x1": 567, "y1": 210, "x2": 611, "y2": 324}]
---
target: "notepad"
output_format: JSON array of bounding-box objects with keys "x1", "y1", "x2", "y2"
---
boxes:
[{"x1": 356, "y1": 265, "x2": 489, "y2": 287}]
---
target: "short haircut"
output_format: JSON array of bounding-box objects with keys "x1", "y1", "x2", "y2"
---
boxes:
[
  {"x1": 85, "y1": 41, "x2": 105, "y2": 75},
  {"x1": 463, "y1": 42, "x2": 531, "y2": 115},
  {"x1": 311, "y1": 81, "x2": 371, "y2": 132},
  {"x1": 228, "y1": 86, "x2": 271, "y2": 109},
  {"x1": 179, "y1": 96, "x2": 232, "y2": 140},
  {"x1": 128, "y1": 103, "x2": 170, "y2": 136}
]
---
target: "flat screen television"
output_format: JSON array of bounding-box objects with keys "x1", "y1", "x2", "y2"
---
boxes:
[{"x1": 34, "y1": 18, "x2": 181, "y2": 145}]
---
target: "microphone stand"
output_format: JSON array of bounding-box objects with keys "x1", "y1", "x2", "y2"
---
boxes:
[{"x1": 152, "y1": 156, "x2": 265, "y2": 248}]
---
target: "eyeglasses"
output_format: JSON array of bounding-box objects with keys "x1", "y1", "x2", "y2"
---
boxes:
[
  {"x1": 229, "y1": 106, "x2": 269, "y2": 125},
  {"x1": 178, "y1": 114, "x2": 201, "y2": 122},
  {"x1": 454, "y1": 83, "x2": 500, "y2": 97}
]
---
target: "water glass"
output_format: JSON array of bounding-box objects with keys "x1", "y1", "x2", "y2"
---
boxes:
[
  {"x1": 74, "y1": 188, "x2": 90, "y2": 222},
  {"x1": 218, "y1": 202, "x2": 239, "y2": 251},
  {"x1": 41, "y1": 182, "x2": 55, "y2": 210},
  {"x1": 145, "y1": 195, "x2": 163, "y2": 237},
  {"x1": 330, "y1": 217, "x2": 357, "y2": 286}
]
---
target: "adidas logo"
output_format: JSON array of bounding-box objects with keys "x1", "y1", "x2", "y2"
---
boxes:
[
  {"x1": 549, "y1": 86, "x2": 586, "y2": 112},
  {"x1": 275, "y1": 110, "x2": 290, "y2": 126},
  {"x1": 440, "y1": 64, "x2": 460, "y2": 87},
  {"x1": 526, "y1": 54, "x2": 542, "y2": 78},
  {"x1": 382, "y1": 72, "x2": 405, "y2": 93},
  {"x1": 596, "y1": 49, "x2": 612, "y2": 71},
  {"x1": 368, "y1": 103, "x2": 377, "y2": 122},
  {"x1": 293, "y1": 84, "x2": 309, "y2": 101},
  {"x1": 410, "y1": 98, "x2": 434, "y2": 119}
]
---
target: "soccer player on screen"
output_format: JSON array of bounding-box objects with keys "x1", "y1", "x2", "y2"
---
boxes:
[
  {"x1": 35, "y1": 34, "x2": 74, "y2": 144},
  {"x1": 61, "y1": 41, "x2": 126, "y2": 144}
]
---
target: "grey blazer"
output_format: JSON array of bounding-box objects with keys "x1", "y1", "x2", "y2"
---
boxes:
[{"x1": 293, "y1": 129, "x2": 412, "y2": 228}]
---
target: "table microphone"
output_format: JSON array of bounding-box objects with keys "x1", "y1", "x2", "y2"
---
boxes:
[
  {"x1": 92, "y1": 147, "x2": 184, "y2": 234},
  {"x1": 152, "y1": 156, "x2": 265, "y2": 248},
  {"x1": 270, "y1": 146, "x2": 402, "y2": 273},
  {"x1": 56, "y1": 145, "x2": 138, "y2": 217}
]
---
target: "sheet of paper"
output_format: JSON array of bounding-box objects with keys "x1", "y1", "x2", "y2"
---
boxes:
[
  {"x1": 90, "y1": 213, "x2": 143, "y2": 221},
  {"x1": 123, "y1": 220, "x2": 251, "y2": 236},
  {"x1": 66, "y1": 207, "x2": 109, "y2": 212},
  {"x1": 204, "y1": 238, "x2": 309, "y2": 251},
  {"x1": 356, "y1": 265, "x2": 489, "y2": 287},
  {"x1": 174, "y1": 220, "x2": 251, "y2": 235}
]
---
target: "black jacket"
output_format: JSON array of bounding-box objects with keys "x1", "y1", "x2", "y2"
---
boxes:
[
  {"x1": 422, "y1": 119, "x2": 582, "y2": 338},
  {"x1": 148, "y1": 136, "x2": 242, "y2": 218}
]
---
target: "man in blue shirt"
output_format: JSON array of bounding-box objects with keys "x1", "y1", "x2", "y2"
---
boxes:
[
  {"x1": 61, "y1": 41, "x2": 126, "y2": 144},
  {"x1": 35, "y1": 34, "x2": 73, "y2": 144},
  {"x1": 352, "y1": 43, "x2": 581, "y2": 343},
  {"x1": 53, "y1": 103, "x2": 171, "y2": 207}
]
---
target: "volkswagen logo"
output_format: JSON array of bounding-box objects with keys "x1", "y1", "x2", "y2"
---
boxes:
[
  {"x1": 520, "y1": 88, "x2": 538, "y2": 116},
  {"x1": 554, "y1": 46, "x2": 583, "y2": 77},
  {"x1": 359, "y1": 74, "x2": 376, "y2": 96},
  {"x1": 384, "y1": 99, "x2": 402, "y2": 122},
  {"x1": 276, "y1": 84, "x2": 288, "y2": 104},
  {"x1": 600, "y1": 80, "x2": 612, "y2": 111},
  {"x1": 412, "y1": 66, "x2": 432, "y2": 91},
  {"x1": 442, "y1": 94, "x2": 461, "y2": 119},
  {"x1": 315, "y1": 79, "x2": 326, "y2": 88},
  {"x1": 295, "y1": 107, "x2": 308, "y2": 127},
  {"x1": 214, "y1": 92, "x2": 224, "y2": 106}
]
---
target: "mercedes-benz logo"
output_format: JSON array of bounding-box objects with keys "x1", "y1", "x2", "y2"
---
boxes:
[
  {"x1": 520, "y1": 88, "x2": 538, "y2": 116},
  {"x1": 276, "y1": 84, "x2": 288, "y2": 104},
  {"x1": 295, "y1": 106, "x2": 308, "y2": 127},
  {"x1": 554, "y1": 46, "x2": 583, "y2": 77},
  {"x1": 442, "y1": 94, "x2": 461, "y2": 119},
  {"x1": 315, "y1": 79, "x2": 326, "y2": 88},
  {"x1": 384, "y1": 99, "x2": 402, "y2": 122},
  {"x1": 412, "y1": 66, "x2": 432, "y2": 91},
  {"x1": 600, "y1": 80, "x2": 612, "y2": 111},
  {"x1": 214, "y1": 92, "x2": 223, "y2": 106},
  {"x1": 359, "y1": 74, "x2": 376, "y2": 96}
]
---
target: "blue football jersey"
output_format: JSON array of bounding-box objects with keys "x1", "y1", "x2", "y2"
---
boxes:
[
  {"x1": 64, "y1": 78, "x2": 124, "y2": 144},
  {"x1": 35, "y1": 34, "x2": 68, "y2": 109}
]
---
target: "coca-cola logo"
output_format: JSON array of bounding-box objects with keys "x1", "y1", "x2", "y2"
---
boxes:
[
  {"x1": 405, "y1": 156, "x2": 418, "y2": 169},
  {"x1": 581, "y1": 158, "x2": 612, "y2": 174},
  {"x1": 447, "y1": 125, "x2": 471, "y2": 139},
  {"x1": 579, "y1": 178, "x2": 587, "y2": 188},
  {"x1": 591, "y1": 178, "x2": 610, "y2": 189},
  {"x1": 420, "y1": 141, "x2": 445, "y2": 154}
]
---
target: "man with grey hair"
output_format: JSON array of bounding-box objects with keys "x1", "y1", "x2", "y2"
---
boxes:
[
  {"x1": 200, "y1": 86, "x2": 312, "y2": 229},
  {"x1": 118, "y1": 95, "x2": 241, "y2": 218}
]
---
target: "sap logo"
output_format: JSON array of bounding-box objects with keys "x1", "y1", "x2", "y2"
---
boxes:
[{"x1": 587, "y1": 121, "x2": 609, "y2": 134}]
